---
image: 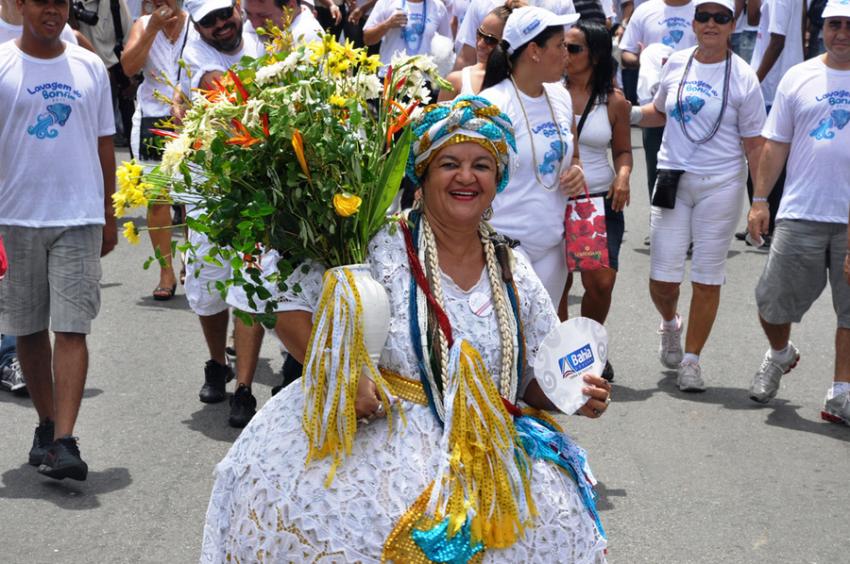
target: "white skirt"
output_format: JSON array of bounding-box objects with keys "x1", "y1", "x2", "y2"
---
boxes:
[{"x1": 200, "y1": 384, "x2": 608, "y2": 563}]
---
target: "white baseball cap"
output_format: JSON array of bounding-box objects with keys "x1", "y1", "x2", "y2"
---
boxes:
[
  {"x1": 693, "y1": 0, "x2": 735, "y2": 13},
  {"x1": 185, "y1": 0, "x2": 235, "y2": 23},
  {"x1": 502, "y1": 6, "x2": 580, "y2": 55},
  {"x1": 822, "y1": 0, "x2": 850, "y2": 19}
]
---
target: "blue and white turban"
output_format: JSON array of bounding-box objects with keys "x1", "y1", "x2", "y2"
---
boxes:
[{"x1": 406, "y1": 96, "x2": 517, "y2": 192}]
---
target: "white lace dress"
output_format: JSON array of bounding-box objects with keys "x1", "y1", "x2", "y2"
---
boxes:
[{"x1": 200, "y1": 227, "x2": 607, "y2": 563}]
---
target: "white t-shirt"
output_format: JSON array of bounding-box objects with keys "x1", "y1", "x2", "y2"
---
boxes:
[
  {"x1": 480, "y1": 80, "x2": 575, "y2": 255},
  {"x1": 0, "y1": 41, "x2": 114, "y2": 227},
  {"x1": 749, "y1": 0, "x2": 804, "y2": 106},
  {"x1": 365, "y1": 0, "x2": 451, "y2": 66},
  {"x1": 136, "y1": 15, "x2": 192, "y2": 118},
  {"x1": 0, "y1": 19, "x2": 78, "y2": 45},
  {"x1": 183, "y1": 29, "x2": 264, "y2": 90},
  {"x1": 654, "y1": 47, "x2": 766, "y2": 175},
  {"x1": 456, "y1": 0, "x2": 575, "y2": 50},
  {"x1": 290, "y1": 8, "x2": 324, "y2": 44},
  {"x1": 619, "y1": 0, "x2": 696, "y2": 55},
  {"x1": 762, "y1": 57, "x2": 850, "y2": 224}
]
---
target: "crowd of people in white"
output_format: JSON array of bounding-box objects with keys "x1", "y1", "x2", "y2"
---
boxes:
[{"x1": 0, "y1": 0, "x2": 848, "y2": 559}]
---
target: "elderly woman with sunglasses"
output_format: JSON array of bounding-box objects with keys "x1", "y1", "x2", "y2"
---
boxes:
[
  {"x1": 438, "y1": 4, "x2": 512, "y2": 100},
  {"x1": 200, "y1": 97, "x2": 611, "y2": 563},
  {"x1": 631, "y1": 0, "x2": 766, "y2": 392},
  {"x1": 479, "y1": 6, "x2": 585, "y2": 307}
]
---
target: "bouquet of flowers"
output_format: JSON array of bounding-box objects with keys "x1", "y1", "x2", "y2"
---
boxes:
[{"x1": 115, "y1": 29, "x2": 448, "y2": 310}]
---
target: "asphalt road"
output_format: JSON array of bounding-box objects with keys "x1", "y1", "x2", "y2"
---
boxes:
[{"x1": 0, "y1": 136, "x2": 847, "y2": 563}]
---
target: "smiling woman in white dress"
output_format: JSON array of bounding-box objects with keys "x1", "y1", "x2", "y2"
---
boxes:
[{"x1": 200, "y1": 96, "x2": 612, "y2": 563}]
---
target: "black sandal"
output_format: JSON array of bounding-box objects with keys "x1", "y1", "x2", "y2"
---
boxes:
[{"x1": 153, "y1": 284, "x2": 177, "y2": 301}]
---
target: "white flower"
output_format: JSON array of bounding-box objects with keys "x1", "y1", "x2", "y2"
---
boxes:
[
  {"x1": 281, "y1": 50, "x2": 306, "y2": 73},
  {"x1": 161, "y1": 133, "x2": 193, "y2": 175},
  {"x1": 255, "y1": 61, "x2": 287, "y2": 85},
  {"x1": 356, "y1": 74, "x2": 383, "y2": 100}
]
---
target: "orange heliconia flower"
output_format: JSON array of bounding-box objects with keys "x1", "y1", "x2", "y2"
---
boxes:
[
  {"x1": 227, "y1": 69, "x2": 249, "y2": 102},
  {"x1": 291, "y1": 129, "x2": 311, "y2": 181},
  {"x1": 226, "y1": 118, "x2": 262, "y2": 148}
]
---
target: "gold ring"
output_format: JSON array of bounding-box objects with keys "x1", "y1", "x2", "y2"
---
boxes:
[{"x1": 605, "y1": 396, "x2": 611, "y2": 406}]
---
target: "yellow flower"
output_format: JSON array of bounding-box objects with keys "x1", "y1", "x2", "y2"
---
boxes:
[
  {"x1": 329, "y1": 94, "x2": 347, "y2": 108},
  {"x1": 116, "y1": 160, "x2": 143, "y2": 193},
  {"x1": 123, "y1": 221, "x2": 140, "y2": 245},
  {"x1": 112, "y1": 190, "x2": 128, "y2": 218},
  {"x1": 333, "y1": 192, "x2": 362, "y2": 217},
  {"x1": 358, "y1": 52, "x2": 381, "y2": 73},
  {"x1": 128, "y1": 185, "x2": 149, "y2": 208}
]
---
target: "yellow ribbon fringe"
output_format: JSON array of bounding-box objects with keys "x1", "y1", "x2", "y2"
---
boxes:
[
  {"x1": 383, "y1": 340, "x2": 536, "y2": 561},
  {"x1": 302, "y1": 267, "x2": 396, "y2": 487}
]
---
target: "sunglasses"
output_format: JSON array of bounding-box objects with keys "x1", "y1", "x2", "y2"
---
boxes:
[
  {"x1": 566, "y1": 43, "x2": 585, "y2": 54},
  {"x1": 476, "y1": 27, "x2": 500, "y2": 47},
  {"x1": 694, "y1": 11, "x2": 734, "y2": 25},
  {"x1": 197, "y1": 5, "x2": 234, "y2": 28}
]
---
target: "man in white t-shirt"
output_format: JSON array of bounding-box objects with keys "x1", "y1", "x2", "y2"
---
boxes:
[
  {"x1": 363, "y1": 0, "x2": 451, "y2": 70},
  {"x1": 748, "y1": 0, "x2": 804, "y2": 107},
  {"x1": 741, "y1": 0, "x2": 805, "y2": 242},
  {"x1": 179, "y1": 0, "x2": 264, "y2": 421},
  {"x1": 0, "y1": 0, "x2": 116, "y2": 481},
  {"x1": 0, "y1": 0, "x2": 77, "y2": 44},
  {"x1": 230, "y1": 0, "x2": 323, "y2": 428},
  {"x1": 619, "y1": 0, "x2": 695, "y2": 211},
  {"x1": 452, "y1": 0, "x2": 576, "y2": 71},
  {"x1": 747, "y1": 0, "x2": 850, "y2": 426}
]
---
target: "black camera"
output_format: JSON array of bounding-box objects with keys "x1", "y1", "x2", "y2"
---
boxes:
[{"x1": 71, "y1": 1, "x2": 99, "y2": 26}]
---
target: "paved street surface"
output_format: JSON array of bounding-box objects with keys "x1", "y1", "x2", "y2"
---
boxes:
[{"x1": 1, "y1": 136, "x2": 847, "y2": 563}]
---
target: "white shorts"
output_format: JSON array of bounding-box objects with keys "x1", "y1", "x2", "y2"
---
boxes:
[
  {"x1": 515, "y1": 243, "x2": 567, "y2": 306},
  {"x1": 650, "y1": 166, "x2": 746, "y2": 286},
  {"x1": 184, "y1": 225, "x2": 230, "y2": 317}
]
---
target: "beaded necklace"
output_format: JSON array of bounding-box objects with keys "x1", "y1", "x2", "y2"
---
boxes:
[
  {"x1": 509, "y1": 76, "x2": 567, "y2": 192},
  {"x1": 401, "y1": 211, "x2": 525, "y2": 424}
]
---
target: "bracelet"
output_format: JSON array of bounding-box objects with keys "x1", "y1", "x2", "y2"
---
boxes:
[
  {"x1": 630, "y1": 106, "x2": 643, "y2": 126},
  {"x1": 752, "y1": 197, "x2": 768, "y2": 203},
  {"x1": 571, "y1": 164, "x2": 584, "y2": 175}
]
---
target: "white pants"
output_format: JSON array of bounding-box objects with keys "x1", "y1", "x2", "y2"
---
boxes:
[
  {"x1": 516, "y1": 243, "x2": 567, "y2": 307},
  {"x1": 650, "y1": 166, "x2": 746, "y2": 286},
  {"x1": 184, "y1": 209, "x2": 231, "y2": 317}
]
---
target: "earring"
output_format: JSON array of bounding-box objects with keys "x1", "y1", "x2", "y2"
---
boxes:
[
  {"x1": 482, "y1": 206, "x2": 493, "y2": 221},
  {"x1": 533, "y1": 56, "x2": 540, "y2": 63}
]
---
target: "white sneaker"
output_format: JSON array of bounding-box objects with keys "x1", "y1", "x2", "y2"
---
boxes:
[
  {"x1": 0, "y1": 358, "x2": 25, "y2": 392},
  {"x1": 821, "y1": 389, "x2": 850, "y2": 426},
  {"x1": 748, "y1": 343, "x2": 800, "y2": 404},
  {"x1": 658, "y1": 316, "x2": 683, "y2": 369},
  {"x1": 677, "y1": 362, "x2": 706, "y2": 392}
]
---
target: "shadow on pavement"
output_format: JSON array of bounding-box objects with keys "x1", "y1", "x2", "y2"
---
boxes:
[
  {"x1": 251, "y1": 357, "x2": 277, "y2": 388},
  {"x1": 182, "y1": 401, "x2": 241, "y2": 443},
  {"x1": 135, "y1": 293, "x2": 190, "y2": 310},
  {"x1": 594, "y1": 481, "x2": 627, "y2": 512},
  {"x1": 0, "y1": 388, "x2": 103, "y2": 407},
  {"x1": 0, "y1": 464, "x2": 131, "y2": 509},
  {"x1": 652, "y1": 373, "x2": 850, "y2": 443}
]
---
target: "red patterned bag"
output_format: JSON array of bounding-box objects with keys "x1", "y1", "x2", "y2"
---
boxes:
[
  {"x1": 0, "y1": 235, "x2": 7, "y2": 279},
  {"x1": 565, "y1": 187, "x2": 609, "y2": 272}
]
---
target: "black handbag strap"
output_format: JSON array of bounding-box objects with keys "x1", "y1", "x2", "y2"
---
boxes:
[
  {"x1": 110, "y1": 0, "x2": 125, "y2": 51},
  {"x1": 575, "y1": 87, "x2": 599, "y2": 140}
]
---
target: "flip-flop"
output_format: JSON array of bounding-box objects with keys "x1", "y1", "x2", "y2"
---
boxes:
[{"x1": 153, "y1": 284, "x2": 177, "y2": 301}]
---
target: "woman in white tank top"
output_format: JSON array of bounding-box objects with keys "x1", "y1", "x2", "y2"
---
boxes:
[
  {"x1": 120, "y1": 0, "x2": 190, "y2": 300},
  {"x1": 562, "y1": 19, "x2": 633, "y2": 381},
  {"x1": 437, "y1": 4, "x2": 510, "y2": 100}
]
